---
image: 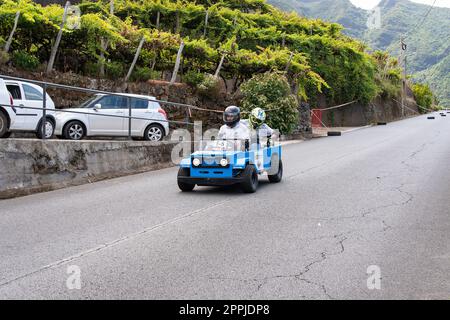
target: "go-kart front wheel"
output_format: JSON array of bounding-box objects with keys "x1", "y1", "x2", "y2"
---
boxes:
[
  {"x1": 177, "y1": 168, "x2": 195, "y2": 192},
  {"x1": 240, "y1": 165, "x2": 259, "y2": 193}
]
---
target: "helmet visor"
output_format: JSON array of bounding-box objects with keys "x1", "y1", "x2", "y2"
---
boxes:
[{"x1": 224, "y1": 113, "x2": 237, "y2": 122}]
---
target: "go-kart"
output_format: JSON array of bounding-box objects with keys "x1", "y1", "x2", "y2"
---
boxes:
[{"x1": 177, "y1": 138, "x2": 283, "y2": 193}]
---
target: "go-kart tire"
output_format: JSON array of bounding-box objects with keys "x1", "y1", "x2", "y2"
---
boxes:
[
  {"x1": 268, "y1": 159, "x2": 283, "y2": 183},
  {"x1": 241, "y1": 165, "x2": 259, "y2": 193},
  {"x1": 327, "y1": 131, "x2": 342, "y2": 136},
  {"x1": 177, "y1": 167, "x2": 195, "y2": 192}
]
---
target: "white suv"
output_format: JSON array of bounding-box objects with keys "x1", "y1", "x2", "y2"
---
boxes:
[
  {"x1": 0, "y1": 78, "x2": 15, "y2": 138},
  {"x1": 4, "y1": 80, "x2": 56, "y2": 139},
  {"x1": 54, "y1": 93, "x2": 169, "y2": 141}
]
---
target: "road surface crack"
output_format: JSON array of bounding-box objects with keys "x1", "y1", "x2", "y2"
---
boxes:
[{"x1": 209, "y1": 233, "x2": 349, "y2": 299}]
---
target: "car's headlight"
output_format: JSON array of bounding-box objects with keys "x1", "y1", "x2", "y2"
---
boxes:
[
  {"x1": 220, "y1": 158, "x2": 228, "y2": 167},
  {"x1": 192, "y1": 158, "x2": 201, "y2": 167}
]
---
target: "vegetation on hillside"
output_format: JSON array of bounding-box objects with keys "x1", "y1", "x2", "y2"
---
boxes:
[
  {"x1": 412, "y1": 83, "x2": 436, "y2": 113},
  {"x1": 269, "y1": 0, "x2": 449, "y2": 107},
  {"x1": 0, "y1": 0, "x2": 407, "y2": 111}
]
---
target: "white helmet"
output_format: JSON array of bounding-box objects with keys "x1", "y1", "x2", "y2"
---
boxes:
[{"x1": 249, "y1": 107, "x2": 266, "y2": 128}]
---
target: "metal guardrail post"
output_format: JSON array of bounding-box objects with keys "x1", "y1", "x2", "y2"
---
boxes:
[
  {"x1": 42, "y1": 83, "x2": 47, "y2": 140},
  {"x1": 185, "y1": 108, "x2": 189, "y2": 130},
  {"x1": 127, "y1": 96, "x2": 132, "y2": 140}
]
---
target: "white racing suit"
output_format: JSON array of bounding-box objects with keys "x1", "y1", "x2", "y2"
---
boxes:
[
  {"x1": 218, "y1": 121, "x2": 251, "y2": 141},
  {"x1": 218, "y1": 120, "x2": 274, "y2": 141},
  {"x1": 218, "y1": 120, "x2": 275, "y2": 172}
]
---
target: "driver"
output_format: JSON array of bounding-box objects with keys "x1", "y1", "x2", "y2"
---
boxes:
[{"x1": 218, "y1": 106, "x2": 250, "y2": 141}]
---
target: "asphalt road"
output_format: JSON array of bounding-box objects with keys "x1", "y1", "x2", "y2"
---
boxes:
[{"x1": 0, "y1": 113, "x2": 449, "y2": 299}]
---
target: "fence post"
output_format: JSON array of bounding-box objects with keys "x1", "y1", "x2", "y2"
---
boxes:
[
  {"x1": 214, "y1": 54, "x2": 226, "y2": 78},
  {"x1": 4, "y1": 11, "x2": 20, "y2": 53},
  {"x1": 170, "y1": 41, "x2": 184, "y2": 84},
  {"x1": 203, "y1": 10, "x2": 209, "y2": 38},
  {"x1": 128, "y1": 97, "x2": 132, "y2": 140},
  {"x1": 185, "y1": 108, "x2": 189, "y2": 131},
  {"x1": 41, "y1": 83, "x2": 47, "y2": 140},
  {"x1": 125, "y1": 36, "x2": 145, "y2": 82},
  {"x1": 46, "y1": 1, "x2": 70, "y2": 74}
]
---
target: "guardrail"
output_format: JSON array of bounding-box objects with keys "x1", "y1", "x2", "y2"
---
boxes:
[{"x1": 0, "y1": 74, "x2": 213, "y2": 140}]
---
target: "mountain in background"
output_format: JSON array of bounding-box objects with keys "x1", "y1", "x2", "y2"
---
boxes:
[{"x1": 269, "y1": 0, "x2": 450, "y2": 107}]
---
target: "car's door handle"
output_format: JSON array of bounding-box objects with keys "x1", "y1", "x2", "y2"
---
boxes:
[{"x1": 19, "y1": 104, "x2": 24, "y2": 108}]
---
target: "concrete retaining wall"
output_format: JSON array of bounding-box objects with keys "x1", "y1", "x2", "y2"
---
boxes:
[{"x1": 0, "y1": 139, "x2": 178, "y2": 199}]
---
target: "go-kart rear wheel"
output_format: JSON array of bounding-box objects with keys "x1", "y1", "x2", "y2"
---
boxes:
[
  {"x1": 268, "y1": 157, "x2": 283, "y2": 183},
  {"x1": 177, "y1": 168, "x2": 195, "y2": 192},
  {"x1": 241, "y1": 165, "x2": 259, "y2": 193}
]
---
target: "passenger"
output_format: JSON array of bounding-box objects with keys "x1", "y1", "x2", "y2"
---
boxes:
[{"x1": 242, "y1": 107, "x2": 276, "y2": 144}]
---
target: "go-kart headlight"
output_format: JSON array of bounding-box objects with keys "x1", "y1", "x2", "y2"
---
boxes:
[
  {"x1": 192, "y1": 158, "x2": 201, "y2": 167},
  {"x1": 220, "y1": 158, "x2": 229, "y2": 167}
]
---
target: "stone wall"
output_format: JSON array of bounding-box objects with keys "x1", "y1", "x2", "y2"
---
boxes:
[
  {"x1": 0, "y1": 139, "x2": 178, "y2": 199},
  {"x1": 316, "y1": 86, "x2": 419, "y2": 127}
]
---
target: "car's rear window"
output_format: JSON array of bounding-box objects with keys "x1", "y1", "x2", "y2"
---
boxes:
[{"x1": 130, "y1": 97, "x2": 148, "y2": 109}]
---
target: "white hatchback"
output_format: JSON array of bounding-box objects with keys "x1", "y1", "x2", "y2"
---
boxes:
[
  {"x1": 54, "y1": 93, "x2": 169, "y2": 141},
  {"x1": 3, "y1": 80, "x2": 56, "y2": 139},
  {"x1": 0, "y1": 78, "x2": 16, "y2": 138}
]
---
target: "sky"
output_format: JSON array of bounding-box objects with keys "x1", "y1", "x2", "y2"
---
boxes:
[{"x1": 349, "y1": 0, "x2": 450, "y2": 9}]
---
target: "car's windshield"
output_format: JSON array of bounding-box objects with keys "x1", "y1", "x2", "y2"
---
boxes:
[
  {"x1": 78, "y1": 95, "x2": 99, "y2": 108},
  {"x1": 199, "y1": 140, "x2": 247, "y2": 152}
]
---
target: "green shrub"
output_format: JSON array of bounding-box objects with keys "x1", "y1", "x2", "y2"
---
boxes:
[
  {"x1": 412, "y1": 83, "x2": 435, "y2": 113},
  {"x1": 0, "y1": 50, "x2": 9, "y2": 65},
  {"x1": 130, "y1": 66, "x2": 159, "y2": 82},
  {"x1": 240, "y1": 72, "x2": 299, "y2": 134},
  {"x1": 184, "y1": 70, "x2": 206, "y2": 87},
  {"x1": 377, "y1": 78, "x2": 401, "y2": 99},
  {"x1": 197, "y1": 74, "x2": 221, "y2": 100},
  {"x1": 105, "y1": 61, "x2": 124, "y2": 79},
  {"x1": 11, "y1": 51, "x2": 40, "y2": 71}
]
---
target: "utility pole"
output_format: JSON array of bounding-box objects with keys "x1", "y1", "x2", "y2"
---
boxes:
[{"x1": 400, "y1": 37, "x2": 407, "y2": 117}]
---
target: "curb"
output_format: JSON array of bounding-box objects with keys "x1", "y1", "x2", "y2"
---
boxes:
[{"x1": 341, "y1": 125, "x2": 374, "y2": 134}]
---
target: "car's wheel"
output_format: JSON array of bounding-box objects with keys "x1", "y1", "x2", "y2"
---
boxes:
[
  {"x1": 63, "y1": 121, "x2": 85, "y2": 140},
  {"x1": 268, "y1": 156, "x2": 283, "y2": 183},
  {"x1": 177, "y1": 167, "x2": 195, "y2": 192},
  {"x1": 144, "y1": 124, "x2": 164, "y2": 141},
  {"x1": 240, "y1": 164, "x2": 259, "y2": 193},
  {"x1": 36, "y1": 118, "x2": 55, "y2": 139},
  {"x1": 0, "y1": 112, "x2": 9, "y2": 138}
]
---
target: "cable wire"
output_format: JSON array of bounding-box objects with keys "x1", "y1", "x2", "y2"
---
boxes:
[{"x1": 404, "y1": 0, "x2": 437, "y2": 40}]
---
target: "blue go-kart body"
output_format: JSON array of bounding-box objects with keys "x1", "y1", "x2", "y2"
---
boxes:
[{"x1": 177, "y1": 140, "x2": 283, "y2": 193}]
